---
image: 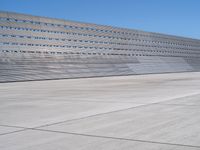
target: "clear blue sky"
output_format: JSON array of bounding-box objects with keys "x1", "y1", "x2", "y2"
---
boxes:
[{"x1": 1, "y1": 0, "x2": 200, "y2": 39}]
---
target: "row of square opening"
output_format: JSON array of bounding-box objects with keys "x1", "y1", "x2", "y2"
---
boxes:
[
  {"x1": 1, "y1": 49, "x2": 198, "y2": 58},
  {"x1": 2, "y1": 23, "x2": 200, "y2": 47},
  {"x1": 1, "y1": 33, "x2": 200, "y2": 53},
  {"x1": 3, "y1": 17, "x2": 200, "y2": 45},
  {"x1": 1, "y1": 25, "x2": 200, "y2": 49},
  {"x1": 1, "y1": 42, "x2": 199, "y2": 56},
  {"x1": 1, "y1": 17, "x2": 191, "y2": 43}
]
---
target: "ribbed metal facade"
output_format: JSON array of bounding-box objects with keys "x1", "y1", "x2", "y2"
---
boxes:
[{"x1": 0, "y1": 11, "x2": 200, "y2": 82}]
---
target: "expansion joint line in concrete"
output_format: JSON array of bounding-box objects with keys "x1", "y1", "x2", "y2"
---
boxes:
[
  {"x1": 35, "y1": 92, "x2": 200, "y2": 129},
  {"x1": 1, "y1": 124, "x2": 200, "y2": 149},
  {"x1": 1, "y1": 92, "x2": 199, "y2": 135},
  {"x1": 31, "y1": 128, "x2": 200, "y2": 149}
]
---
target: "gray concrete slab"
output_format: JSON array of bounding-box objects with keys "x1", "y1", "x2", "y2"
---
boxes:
[
  {"x1": 40, "y1": 104, "x2": 200, "y2": 147},
  {"x1": 162, "y1": 93, "x2": 200, "y2": 106},
  {"x1": 0, "y1": 126, "x2": 21, "y2": 135},
  {"x1": 0, "y1": 72, "x2": 200, "y2": 149},
  {"x1": 0, "y1": 100, "x2": 140, "y2": 127},
  {"x1": 0, "y1": 130, "x2": 199, "y2": 150}
]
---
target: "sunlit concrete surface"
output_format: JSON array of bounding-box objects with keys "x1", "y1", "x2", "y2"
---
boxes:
[
  {"x1": 1, "y1": 11, "x2": 200, "y2": 83},
  {"x1": 0, "y1": 72, "x2": 200, "y2": 150}
]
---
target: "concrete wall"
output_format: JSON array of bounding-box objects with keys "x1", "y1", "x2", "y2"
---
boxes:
[{"x1": 0, "y1": 11, "x2": 200, "y2": 82}]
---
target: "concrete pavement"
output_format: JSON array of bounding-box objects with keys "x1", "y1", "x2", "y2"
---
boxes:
[{"x1": 0, "y1": 72, "x2": 200, "y2": 149}]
